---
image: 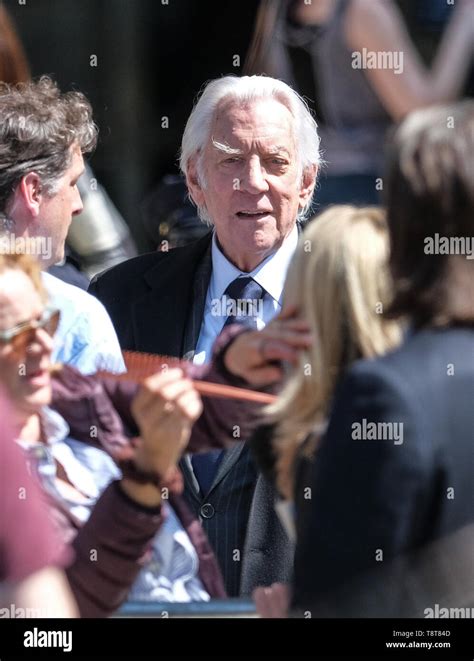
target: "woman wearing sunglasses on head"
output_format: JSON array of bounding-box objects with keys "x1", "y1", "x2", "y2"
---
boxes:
[{"x1": 0, "y1": 253, "x2": 210, "y2": 615}]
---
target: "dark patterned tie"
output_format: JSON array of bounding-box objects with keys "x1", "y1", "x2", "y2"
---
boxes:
[
  {"x1": 192, "y1": 276, "x2": 266, "y2": 495},
  {"x1": 221, "y1": 276, "x2": 265, "y2": 329}
]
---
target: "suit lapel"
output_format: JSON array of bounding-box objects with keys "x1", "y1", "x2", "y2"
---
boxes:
[
  {"x1": 207, "y1": 443, "x2": 246, "y2": 496},
  {"x1": 131, "y1": 234, "x2": 212, "y2": 356},
  {"x1": 180, "y1": 455, "x2": 202, "y2": 505},
  {"x1": 182, "y1": 443, "x2": 246, "y2": 500},
  {"x1": 182, "y1": 242, "x2": 212, "y2": 360}
]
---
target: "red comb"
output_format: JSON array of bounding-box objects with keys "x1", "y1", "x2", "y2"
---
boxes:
[{"x1": 95, "y1": 350, "x2": 276, "y2": 405}]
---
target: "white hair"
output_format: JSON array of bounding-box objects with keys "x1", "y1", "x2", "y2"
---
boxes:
[{"x1": 179, "y1": 75, "x2": 321, "y2": 225}]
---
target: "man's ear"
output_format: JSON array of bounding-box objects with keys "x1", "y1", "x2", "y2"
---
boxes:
[
  {"x1": 298, "y1": 164, "x2": 318, "y2": 208},
  {"x1": 18, "y1": 172, "x2": 43, "y2": 217},
  {"x1": 186, "y1": 155, "x2": 205, "y2": 208}
]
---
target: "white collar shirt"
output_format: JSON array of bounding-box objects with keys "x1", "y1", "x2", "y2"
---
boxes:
[{"x1": 193, "y1": 225, "x2": 299, "y2": 365}]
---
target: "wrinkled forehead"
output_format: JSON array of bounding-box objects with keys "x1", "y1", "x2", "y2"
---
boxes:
[{"x1": 209, "y1": 97, "x2": 297, "y2": 150}]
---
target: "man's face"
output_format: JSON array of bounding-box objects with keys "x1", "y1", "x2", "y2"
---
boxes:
[
  {"x1": 36, "y1": 144, "x2": 85, "y2": 266},
  {"x1": 187, "y1": 98, "x2": 316, "y2": 272}
]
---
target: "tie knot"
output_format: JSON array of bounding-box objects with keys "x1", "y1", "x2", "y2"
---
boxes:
[
  {"x1": 224, "y1": 276, "x2": 264, "y2": 301},
  {"x1": 222, "y1": 276, "x2": 265, "y2": 329}
]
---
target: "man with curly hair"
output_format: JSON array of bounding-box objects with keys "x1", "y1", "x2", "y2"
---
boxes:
[{"x1": 0, "y1": 77, "x2": 124, "y2": 373}]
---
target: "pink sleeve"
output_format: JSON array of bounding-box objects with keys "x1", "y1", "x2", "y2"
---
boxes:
[{"x1": 0, "y1": 400, "x2": 72, "y2": 583}]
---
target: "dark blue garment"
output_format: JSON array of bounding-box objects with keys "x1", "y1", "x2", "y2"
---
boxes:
[
  {"x1": 293, "y1": 325, "x2": 474, "y2": 615},
  {"x1": 191, "y1": 449, "x2": 226, "y2": 496}
]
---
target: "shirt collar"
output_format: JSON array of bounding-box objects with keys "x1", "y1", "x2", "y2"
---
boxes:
[
  {"x1": 40, "y1": 406, "x2": 70, "y2": 445},
  {"x1": 16, "y1": 407, "x2": 70, "y2": 453},
  {"x1": 211, "y1": 225, "x2": 298, "y2": 305}
]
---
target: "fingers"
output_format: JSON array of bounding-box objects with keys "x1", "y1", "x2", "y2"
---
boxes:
[
  {"x1": 271, "y1": 582, "x2": 290, "y2": 614},
  {"x1": 223, "y1": 325, "x2": 311, "y2": 385},
  {"x1": 272, "y1": 316, "x2": 310, "y2": 331},
  {"x1": 131, "y1": 369, "x2": 202, "y2": 476},
  {"x1": 158, "y1": 380, "x2": 203, "y2": 430},
  {"x1": 171, "y1": 386, "x2": 203, "y2": 423},
  {"x1": 264, "y1": 319, "x2": 312, "y2": 346},
  {"x1": 133, "y1": 368, "x2": 192, "y2": 417},
  {"x1": 278, "y1": 303, "x2": 299, "y2": 320},
  {"x1": 277, "y1": 318, "x2": 311, "y2": 333},
  {"x1": 132, "y1": 368, "x2": 183, "y2": 412},
  {"x1": 253, "y1": 583, "x2": 289, "y2": 618},
  {"x1": 223, "y1": 331, "x2": 261, "y2": 378},
  {"x1": 260, "y1": 336, "x2": 312, "y2": 364},
  {"x1": 253, "y1": 586, "x2": 268, "y2": 617},
  {"x1": 132, "y1": 369, "x2": 202, "y2": 443},
  {"x1": 247, "y1": 365, "x2": 284, "y2": 387}
]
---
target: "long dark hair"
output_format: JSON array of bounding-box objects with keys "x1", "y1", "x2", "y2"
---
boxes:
[{"x1": 385, "y1": 100, "x2": 474, "y2": 327}]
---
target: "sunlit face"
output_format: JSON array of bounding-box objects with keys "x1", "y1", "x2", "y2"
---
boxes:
[
  {"x1": 187, "y1": 98, "x2": 316, "y2": 271},
  {"x1": 36, "y1": 144, "x2": 85, "y2": 266},
  {"x1": 0, "y1": 269, "x2": 53, "y2": 416}
]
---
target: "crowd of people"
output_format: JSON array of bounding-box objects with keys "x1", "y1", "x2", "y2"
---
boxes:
[{"x1": 0, "y1": 3, "x2": 473, "y2": 622}]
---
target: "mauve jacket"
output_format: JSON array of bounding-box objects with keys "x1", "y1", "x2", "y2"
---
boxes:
[{"x1": 48, "y1": 325, "x2": 263, "y2": 617}]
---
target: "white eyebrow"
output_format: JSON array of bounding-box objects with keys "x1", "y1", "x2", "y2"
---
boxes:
[
  {"x1": 211, "y1": 139, "x2": 243, "y2": 156},
  {"x1": 267, "y1": 145, "x2": 291, "y2": 156},
  {"x1": 211, "y1": 139, "x2": 291, "y2": 158}
]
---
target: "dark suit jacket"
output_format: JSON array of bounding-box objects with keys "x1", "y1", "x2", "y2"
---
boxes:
[
  {"x1": 293, "y1": 325, "x2": 474, "y2": 616},
  {"x1": 89, "y1": 232, "x2": 292, "y2": 596}
]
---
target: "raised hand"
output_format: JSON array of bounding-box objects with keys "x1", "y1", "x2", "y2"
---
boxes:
[
  {"x1": 120, "y1": 369, "x2": 202, "y2": 507},
  {"x1": 131, "y1": 368, "x2": 203, "y2": 478},
  {"x1": 253, "y1": 582, "x2": 291, "y2": 618},
  {"x1": 224, "y1": 305, "x2": 313, "y2": 387}
]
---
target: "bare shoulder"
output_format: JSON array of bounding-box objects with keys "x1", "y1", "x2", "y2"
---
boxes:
[{"x1": 346, "y1": 0, "x2": 404, "y2": 46}]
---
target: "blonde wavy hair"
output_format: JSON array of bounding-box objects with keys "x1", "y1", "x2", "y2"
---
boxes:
[{"x1": 267, "y1": 205, "x2": 403, "y2": 499}]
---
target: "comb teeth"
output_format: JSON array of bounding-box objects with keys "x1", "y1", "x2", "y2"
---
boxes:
[
  {"x1": 95, "y1": 350, "x2": 276, "y2": 405},
  {"x1": 123, "y1": 350, "x2": 182, "y2": 378},
  {"x1": 95, "y1": 350, "x2": 183, "y2": 380}
]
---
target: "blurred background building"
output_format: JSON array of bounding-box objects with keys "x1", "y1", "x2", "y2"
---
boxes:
[{"x1": 5, "y1": 0, "x2": 473, "y2": 253}]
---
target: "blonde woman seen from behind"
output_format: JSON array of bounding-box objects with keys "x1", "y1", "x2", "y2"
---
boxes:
[{"x1": 269, "y1": 205, "x2": 402, "y2": 500}]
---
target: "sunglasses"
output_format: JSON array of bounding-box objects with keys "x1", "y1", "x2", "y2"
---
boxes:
[{"x1": 0, "y1": 307, "x2": 60, "y2": 354}]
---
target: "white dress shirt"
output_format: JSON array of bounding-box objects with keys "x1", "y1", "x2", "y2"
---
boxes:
[{"x1": 193, "y1": 225, "x2": 299, "y2": 365}]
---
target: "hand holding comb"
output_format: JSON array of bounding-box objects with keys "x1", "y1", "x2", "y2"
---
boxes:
[{"x1": 95, "y1": 350, "x2": 277, "y2": 405}]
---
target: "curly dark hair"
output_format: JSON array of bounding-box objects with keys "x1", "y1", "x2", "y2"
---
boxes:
[{"x1": 0, "y1": 76, "x2": 97, "y2": 211}]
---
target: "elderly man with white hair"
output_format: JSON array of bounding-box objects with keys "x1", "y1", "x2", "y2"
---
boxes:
[{"x1": 90, "y1": 74, "x2": 320, "y2": 597}]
